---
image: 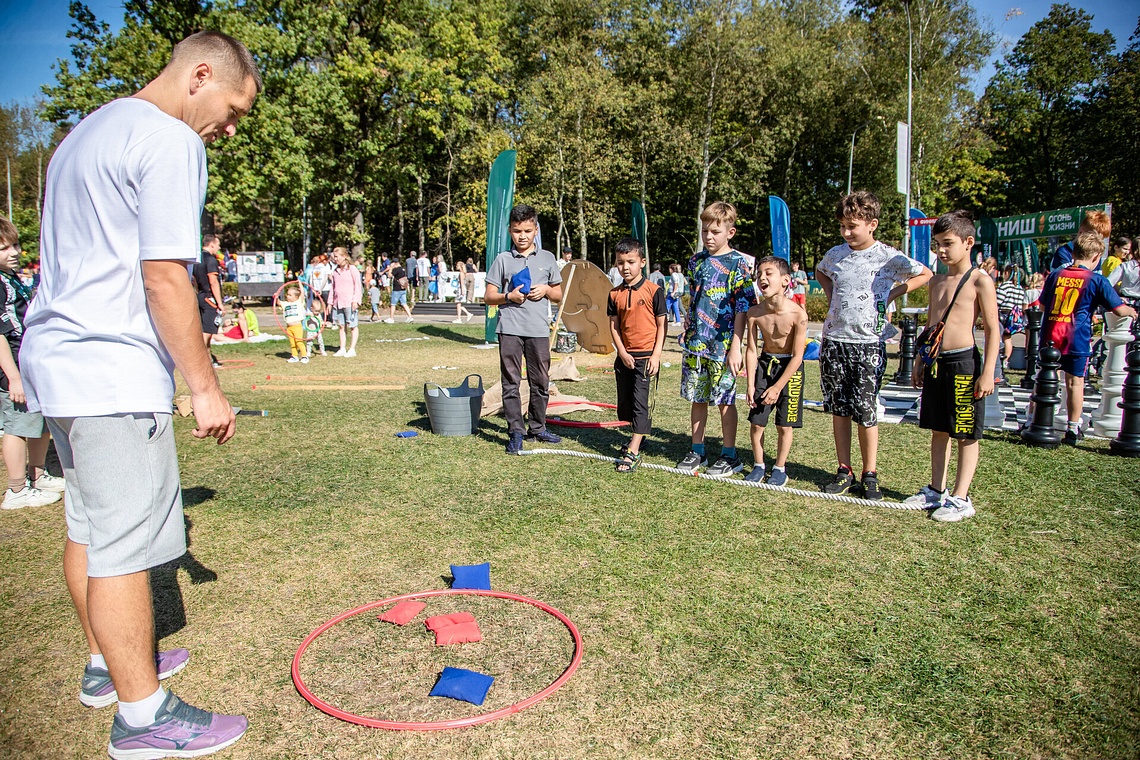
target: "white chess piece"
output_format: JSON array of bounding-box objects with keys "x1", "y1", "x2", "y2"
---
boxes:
[{"x1": 1092, "y1": 312, "x2": 1135, "y2": 437}]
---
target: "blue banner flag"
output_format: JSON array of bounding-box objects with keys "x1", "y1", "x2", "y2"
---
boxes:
[
  {"x1": 484, "y1": 150, "x2": 517, "y2": 343},
  {"x1": 909, "y1": 208, "x2": 931, "y2": 268},
  {"x1": 768, "y1": 196, "x2": 790, "y2": 263},
  {"x1": 631, "y1": 199, "x2": 648, "y2": 277}
]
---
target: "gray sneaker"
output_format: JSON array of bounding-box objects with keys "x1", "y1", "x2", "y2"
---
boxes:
[
  {"x1": 903, "y1": 485, "x2": 947, "y2": 509},
  {"x1": 675, "y1": 451, "x2": 707, "y2": 474},
  {"x1": 108, "y1": 691, "x2": 247, "y2": 760},
  {"x1": 706, "y1": 455, "x2": 744, "y2": 477},
  {"x1": 81, "y1": 649, "x2": 190, "y2": 708},
  {"x1": 931, "y1": 494, "x2": 976, "y2": 523}
]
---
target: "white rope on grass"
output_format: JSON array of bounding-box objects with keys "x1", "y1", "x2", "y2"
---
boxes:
[{"x1": 518, "y1": 448, "x2": 926, "y2": 511}]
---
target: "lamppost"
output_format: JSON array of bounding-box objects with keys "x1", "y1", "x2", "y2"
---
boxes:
[
  {"x1": 902, "y1": 0, "x2": 914, "y2": 263},
  {"x1": 847, "y1": 118, "x2": 884, "y2": 196}
]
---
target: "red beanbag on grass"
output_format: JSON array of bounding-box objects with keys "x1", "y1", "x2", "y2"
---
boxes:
[
  {"x1": 377, "y1": 600, "x2": 427, "y2": 626},
  {"x1": 434, "y1": 620, "x2": 483, "y2": 646},
  {"x1": 425, "y1": 612, "x2": 476, "y2": 632}
]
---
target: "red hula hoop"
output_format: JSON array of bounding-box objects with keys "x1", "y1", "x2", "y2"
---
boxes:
[
  {"x1": 547, "y1": 400, "x2": 618, "y2": 410},
  {"x1": 215, "y1": 359, "x2": 255, "y2": 369},
  {"x1": 545, "y1": 400, "x2": 628, "y2": 428},
  {"x1": 272, "y1": 280, "x2": 325, "y2": 335},
  {"x1": 291, "y1": 589, "x2": 584, "y2": 731}
]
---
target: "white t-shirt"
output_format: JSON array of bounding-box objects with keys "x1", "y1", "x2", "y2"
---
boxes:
[
  {"x1": 670, "y1": 271, "x2": 685, "y2": 295},
  {"x1": 816, "y1": 240, "x2": 923, "y2": 343},
  {"x1": 310, "y1": 262, "x2": 331, "y2": 291},
  {"x1": 417, "y1": 255, "x2": 431, "y2": 278},
  {"x1": 22, "y1": 98, "x2": 206, "y2": 416}
]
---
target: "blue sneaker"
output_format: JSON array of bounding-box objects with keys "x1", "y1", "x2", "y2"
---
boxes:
[
  {"x1": 81, "y1": 649, "x2": 190, "y2": 708},
  {"x1": 505, "y1": 433, "x2": 524, "y2": 455},
  {"x1": 525, "y1": 429, "x2": 562, "y2": 444},
  {"x1": 766, "y1": 469, "x2": 788, "y2": 487},
  {"x1": 744, "y1": 466, "x2": 765, "y2": 483}
]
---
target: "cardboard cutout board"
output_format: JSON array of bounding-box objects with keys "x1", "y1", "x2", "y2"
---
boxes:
[{"x1": 558, "y1": 260, "x2": 614, "y2": 354}]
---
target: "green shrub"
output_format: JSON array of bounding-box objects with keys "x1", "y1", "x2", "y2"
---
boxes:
[
  {"x1": 222, "y1": 282, "x2": 240, "y2": 299},
  {"x1": 805, "y1": 294, "x2": 829, "y2": 322}
]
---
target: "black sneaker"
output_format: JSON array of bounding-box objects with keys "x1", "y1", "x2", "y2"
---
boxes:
[
  {"x1": 525, "y1": 429, "x2": 562, "y2": 444},
  {"x1": 505, "y1": 433, "x2": 524, "y2": 455},
  {"x1": 860, "y1": 471, "x2": 883, "y2": 501},
  {"x1": 707, "y1": 455, "x2": 744, "y2": 477},
  {"x1": 676, "y1": 451, "x2": 707, "y2": 474},
  {"x1": 824, "y1": 466, "x2": 855, "y2": 494},
  {"x1": 1062, "y1": 429, "x2": 1084, "y2": 446}
]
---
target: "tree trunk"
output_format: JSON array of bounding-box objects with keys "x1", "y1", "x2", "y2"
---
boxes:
[
  {"x1": 396, "y1": 184, "x2": 406, "y2": 255},
  {"x1": 416, "y1": 172, "x2": 425, "y2": 257},
  {"x1": 575, "y1": 108, "x2": 587, "y2": 259},
  {"x1": 353, "y1": 208, "x2": 365, "y2": 258},
  {"x1": 696, "y1": 54, "x2": 720, "y2": 247},
  {"x1": 445, "y1": 146, "x2": 454, "y2": 264}
]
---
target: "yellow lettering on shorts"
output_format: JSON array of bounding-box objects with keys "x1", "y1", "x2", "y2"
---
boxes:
[
  {"x1": 785, "y1": 370, "x2": 802, "y2": 424},
  {"x1": 953, "y1": 374, "x2": 974, "y2": 435}
]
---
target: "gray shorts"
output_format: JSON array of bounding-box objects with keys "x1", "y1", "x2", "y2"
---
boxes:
[
  {"x1": 332, "y1": 307, "x2": 359, "y2": 328},
  {"x1": 46, "y1": 414, "x2": 186, "y2": 578},
  {"x1": 1, "y1": 388, "x2": 47, "y2": 438}
]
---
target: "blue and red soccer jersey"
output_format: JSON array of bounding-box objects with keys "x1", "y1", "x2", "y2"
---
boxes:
[{"x1": 1039, "y1": 264, "x2": 1122, "y2": 357}]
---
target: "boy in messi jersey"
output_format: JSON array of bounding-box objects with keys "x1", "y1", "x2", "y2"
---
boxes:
[{"x1": 1040, "y1": 231, "x2": 1136, "y2": 444}]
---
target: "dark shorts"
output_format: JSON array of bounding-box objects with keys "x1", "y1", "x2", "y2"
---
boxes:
[
  {"x1": 747, "y1": 354, "x2": 804, "y2": 429},
  {"x1": 819, "y1": 339, "x2": 886, "y2": 427},
  {"x1": 1060, "y1": 353, "x2": 1090, "y2": 377},
  {"x1": 197, "y1": 296, "x2": 221, "y2": 334},
  {"x1": 919, "y1": 346, "x2": 983, "y2": 439},
  {"x1": 615, "y1": 357, "x2": 654, "y2": 435}
]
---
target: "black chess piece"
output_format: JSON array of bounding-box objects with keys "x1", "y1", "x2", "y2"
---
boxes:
[
  {"x1": 1110, "y1": 318, "x2": 1140, "y2": 457},
  {"x1": 1021, "y1": 340, "x2": 1062, "y2": 448},
  {"x1": 894, "y1": 317, "x2": 917, "y2": 385},
  {"x1": 1020, "y1": 307, "x2": 1043, "y2": 390}
]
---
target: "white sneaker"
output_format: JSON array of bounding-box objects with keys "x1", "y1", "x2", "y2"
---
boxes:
[
  {"x1": 287, "y1": 357, "x2": 300, "y2": 363},
  {"x1": 345, "y1": 349, "x2": 357, "y2": 358},
  {"x1": 452, "y1": 318, "x2": 464, "y2": 324},
  {"x1": 903, "y1": 485, "x2": 947, "y2": 509},
  {"x1": 34, "y1": 473, "x2": 66, "y2": 493},
  {"x1": 300, "y1": 357, "x2": 309, "y2": 364},
  {"x1": 384, "y1": 318, "x2": 395, "y2": 324},
  {"x1": 333, "y1": 348, "x2": 346, "y2": 356},
  {"x1": 931, "y1": 495, "x2": 976, "y2": 523},
  {"x1": 405, "y1": 317, "x2": 415, "y2": 323},
  {"x1": 3, "y1": 486, "x2": 61, "y2": 510}
]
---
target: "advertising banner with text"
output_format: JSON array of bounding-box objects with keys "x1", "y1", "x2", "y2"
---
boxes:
[{"x1": 993, "y1": 203, "x2": 1110, "y2": 242}]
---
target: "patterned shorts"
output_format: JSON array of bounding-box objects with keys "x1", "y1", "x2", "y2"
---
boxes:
[
  {"x1": 819, "y1": 339, "x2": 886, "y2": 427},
  {"x1": 680, "y1": 353, "x2": 738, "y2": 406}
]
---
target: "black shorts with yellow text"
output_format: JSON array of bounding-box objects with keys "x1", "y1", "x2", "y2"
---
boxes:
[
  {"x1": 748, "y1": 353, "x2": 804, "y2": 429},
  {"x1": 919, "y1": 346, "x2": 984, "y2": 440}
]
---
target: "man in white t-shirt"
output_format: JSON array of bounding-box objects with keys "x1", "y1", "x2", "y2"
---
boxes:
[
  {"x1": 416, "y1": 251, "x2": 431, "y2": 302},
  {"x1": 20, "y1": 31, "x2": 259, "y2": 759}
]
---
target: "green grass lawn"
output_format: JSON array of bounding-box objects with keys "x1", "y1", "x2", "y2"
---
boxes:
[{"x1": 2, "y1": 321, "x2": 1138, "y2": 758}]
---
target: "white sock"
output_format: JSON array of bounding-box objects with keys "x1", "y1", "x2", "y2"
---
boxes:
[
  {"x1": 1067, "y1": 421, "x2": 1078, "y2": 433},
  {"x1": 117, "y1": 687, "x2": 167, "y2": 728},
  {"x1": 773, "y1": 466, "x2": 785, "y2": 473},
  {"x1": 90, "y1": 653, "x2": 107, "y2": 670}
]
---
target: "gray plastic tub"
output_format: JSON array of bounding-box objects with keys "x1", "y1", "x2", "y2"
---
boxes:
[{"x1": 424, "y1": 375, "x2": 483, "y2": 436}]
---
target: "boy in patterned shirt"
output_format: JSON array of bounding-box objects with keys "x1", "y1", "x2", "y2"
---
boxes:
[
  {"x1": 815, "y1": 191, "x2": 932, "y2": 500},
  {"x1": 677, "y1": 202, "x2": 756, "y2": 475}
]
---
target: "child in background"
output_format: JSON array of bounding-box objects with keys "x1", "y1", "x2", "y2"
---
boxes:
[
  {"x1": 907, "y1": 211, "x2": 1000, "y2": 522},
  {"x1": 0, "y1": 216, "x2": 63, "y2": 509},
  {"x1": 1039, "y1": 231, "x2": 1137, "y2": 444},
  {"x1": 368, "y1": 279, "x2": 382, "y2": 322},
  {"x1": 1024, "y1": 271, "x2": 1045, "y2": 309},
  {"x1": 282, "y1": 286, "x2": 309, "y2": 363},
  {"x1": 676, "y1": 202, "x2": 755, "y2": 475},
  {"x1": 607, "y1": 238, "x2": 667, "y2": 473},
  {"x1": 995, "y1": 264, "x2": 1027, "y2": 381},
  {"x1": 744, "y1": 256, "x2": 808, "y2": 486},
  {"x1": 815, "y1": 191, "x2": 932, "y2": 500}
]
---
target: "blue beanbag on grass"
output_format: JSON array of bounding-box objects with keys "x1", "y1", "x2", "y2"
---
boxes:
[
  {"x1": 450, "y1": 562, "x2": 491, "y2": 590},
  {"x1": 509, "y1": 267, "x2": 532, "y2": 295},
  {"x1": 429, "y1": 667, "x2": 495, "y2": 706}
]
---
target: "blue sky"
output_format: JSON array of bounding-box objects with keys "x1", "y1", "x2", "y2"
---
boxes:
[{"x1": 1, "y1": 0, "x2": 1137, "y2": 106}]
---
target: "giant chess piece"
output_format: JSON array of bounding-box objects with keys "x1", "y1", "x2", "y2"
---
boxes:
[
  {"x1": 894, "y1": 317, "x2": 917, "y2": 385},
  {"x1": 984, "y1": 357, "x2": 1005, "y2": 430},
  {"x1": 1022, "y1": 340, "x2": 1063, "y2": 448},
  {"x1": 1020, "y1": 307, "x2": 1043, "y2": 390},
  {"x1": 1109, "y1": 318, "x2": 1140, "y2": 457},
  {"x1": 1093, "y1": 312, "x2": 1135, "y2": 437}
]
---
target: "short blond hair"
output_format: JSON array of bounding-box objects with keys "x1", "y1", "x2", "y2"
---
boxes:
[
  {"x1": 1079, "y1": 210, "x2": 1110, "y2": 239},
  {"x1": 1073, "y1": 231, "x2": 1106, "y2": 262},
  {"x1": 700, "y1": 201, "x2": 737, "y2": 228},
  {"x1": 169, "y1": 30, "x2": 262, "y2": 93}
]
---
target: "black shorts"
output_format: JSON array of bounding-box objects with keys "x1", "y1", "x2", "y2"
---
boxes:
[
  {"x1": 919, "y1": 346, "x2": 984, "y2": 439},
  {"x1": 747, "y1": 354, "x2": 804, "y2": 428},
  {"x1": 615, "y1": 357, "x2": 654, "y2": 435},
  {"x1": 198, "y1": 296, "x2": 221, "y2": 334},
  {"x1": 819, "y1": 339, "x2": 887, "y2": 427}
]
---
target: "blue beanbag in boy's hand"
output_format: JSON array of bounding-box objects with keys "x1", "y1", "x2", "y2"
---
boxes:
[
  {"x1": 450, "y1": 562, "x2": 491, "y2": 590},
  {"x1": 509, "y1": 267, "x2": 532, "y2": 295},
  {"x1": 429, "y1": 667, "x2": 495, "y2": 706}
]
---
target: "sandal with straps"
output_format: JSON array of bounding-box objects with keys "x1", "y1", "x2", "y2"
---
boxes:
[{"x1": 615, "y1": 450, "x2": 642, "y2": 473}]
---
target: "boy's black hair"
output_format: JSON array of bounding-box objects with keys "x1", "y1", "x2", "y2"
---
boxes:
[
  {"x1": 509, "y1": 204, "x2": 538, "y2": 225},
  {"x1": 932, "y1": 210, "x2": 976, "y2": 241},
  {"x1": 614, "y1": 237, "x2": 645, "y2": 258},
  {"x1": 835, "y1": 190, "x2": 880, "y2": 222},
  {"x1": 757, "y1": 255, "x2": 790, "y2": 277}
]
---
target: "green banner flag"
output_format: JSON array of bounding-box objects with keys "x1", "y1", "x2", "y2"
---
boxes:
[
  {"x1": 484, "y1": 150, "x2": 517, "y2": 343},
  {"x1": 992, "y1": 203, "x2": 1111, "y2": 242},
  {"x1": 631, "y1": 199, "x2": 648, "y2": 277}
]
